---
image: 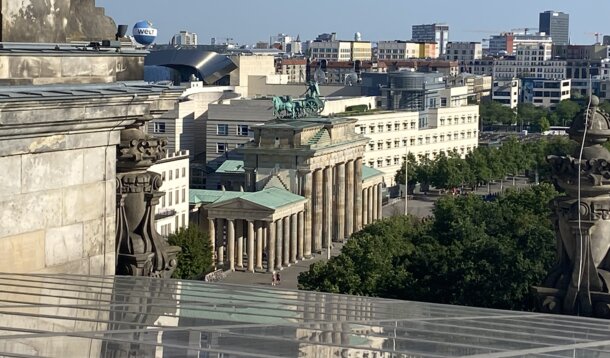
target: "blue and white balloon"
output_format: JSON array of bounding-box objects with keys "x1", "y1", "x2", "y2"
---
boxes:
[{"x1": 133, "y1": 20, "x2": 157, "y2": 46}]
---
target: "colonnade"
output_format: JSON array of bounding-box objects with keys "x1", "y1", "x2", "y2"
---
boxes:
[
  {"x1": 362, "y1": 182, "x2": 384, "y2": 226},
  {"x1": 208, "y1": 210, "x2": 305, "y2": 272}
]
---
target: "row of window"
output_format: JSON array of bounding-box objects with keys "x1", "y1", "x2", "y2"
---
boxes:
[
  {"x1": 216, "y1": 124, "x2": 250, "y2": 136},
  {"x1": 161, "y1": 167, "x2": 187, "y2": 181},
  {"x1": 366, "y1": 131, "x2": 477, "y2": 151},
  {"x1": 216, "y1": 142, "x2": 244, "y2": 153},
  {"x1": 366, "y1": 147, "x2": 475, "y2": 168},
  {"x1": 358, "y1": 116, "x2": 476, "y2": 134},
  {"x1": 159, "y1": 187, "x2": 187, "y2": 208},
  {"x1": 159, "y1": 213, "x2": 188, "y2": 238}
]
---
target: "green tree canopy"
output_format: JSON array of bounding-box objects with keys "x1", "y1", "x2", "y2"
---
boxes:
[
  {"x1": 298, "y1": 184, "x2": 560, "y2": 311},
  {"x1": 554, "y1": 99, "x2": 581, "y2": 127},
  {"x1": 167, "y1": 226, "x2": 214, "y2": 280}
]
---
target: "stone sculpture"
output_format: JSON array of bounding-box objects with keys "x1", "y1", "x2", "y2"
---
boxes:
[
  {"x1": 115, "y1": 121, "x2": 180, "y2": 278},
  {"x1": 534, "y1": 96, "x2": 610, "y2": 318}
]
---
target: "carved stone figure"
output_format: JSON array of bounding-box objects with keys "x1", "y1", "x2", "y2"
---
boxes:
[
  {"x1": 534, "y1": 96, "x2": 610, "y2": 318},
  {"x1": 115, "y1": 122, "x2": 180, "y2": 278}
]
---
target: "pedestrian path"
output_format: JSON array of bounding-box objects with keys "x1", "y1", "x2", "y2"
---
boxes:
[{"x1": 222, "y1": 242, "x2": 345, "y2": 289}]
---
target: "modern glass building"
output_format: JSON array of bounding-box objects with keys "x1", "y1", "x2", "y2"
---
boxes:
[{"x1": 539, "y1": 11, "x2": 570, "y2": 46}]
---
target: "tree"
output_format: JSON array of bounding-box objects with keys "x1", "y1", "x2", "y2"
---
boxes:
[
  {"x1": 298, "y1": 184, "x2": 559, "y2": 311},
  {"x1": 431, "y1": 152, "x2": 463, "y2": 190},
  {"x1": 479, "y1": 99, "x2": 518, "y2": 125},
  {"x1": 394, "y1": 152, "x2": 417, "y2": 189},
  {"x1": 554, "y1": 99, "x2": 581, "y2": 127},
  {"x1": 167, "y1": 226, "x2": 214, "y2": 280},
  {"x1": 415, "y1": 155, "x2": 435, "y2": 193},
  {"x1": 465, "y1": 148, "x2": 492, "y2": 191}
]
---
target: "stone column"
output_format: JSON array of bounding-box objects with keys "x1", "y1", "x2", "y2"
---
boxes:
[
  {"x1": 283, "y1": 216, "x2": 290, "y2": 267},
  {"x1": 297, "y1": 211, "x2": 304, "y2": 260},
  {"x1": 267, "y1": 220, "x2": 276, "y2": 273},
  {"x1": 335, "y1": 162, "x2": 346, "y2": 241},
  {"x1": 345, "y1": 160, "x2": 354, "y2": 238},
  {"x1": 323, "y1": 166, "x2": 333, "y2": 248},
  {"x1": 244, "y1": 167, "x2": 255, "y2": 192},
  {"x1": 376, "y1": 183, "x2": 383, "y2": 220},
  {"x1": 216, "y1": 219, "x2": 224, "y2": 266},
  {"x1": 354, "y1": 157, "x2": 363, "y2": 231},
  {"x1": 362, "y1": 186, "x2": 369, "y2": 226},
  {"x1": 368, "y1": 186, "x2": 374, "y2": 224},
  {"x1": 290, "y1": 213, "x2": 298, "y2": 263},
  {"x1": 256, "y1": 221, "x2": 264, "y2": 271},
  {"x1": 301, "y1": 170, "x2": 313, "y2": 258},
  {"x1": 236, "y1": 219, "x2": 244, "y2": 269},
  {"x1": 371, "y1": 184, "x2": 379, "y2": 222},
  {"x1": 227, "y1": 219, "x2": 235, "y2": 271},
  {"x1": 313, "y1": 169, "x2": 324, "y2": 253},
  {"x1": 275, "y1": 219, "x2": 283, "y2": 270},
  {"x1": 247, "y1": 220, "x2": 255, "y2": 272},
  {"x1": 208, "y1": 219, "x2": 216, "y2": 265}
]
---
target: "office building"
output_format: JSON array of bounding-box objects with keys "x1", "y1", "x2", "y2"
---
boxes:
[
  {"x1": 492, "y1": 79, "x2": 520, "y2": 109},
  {"x1": 487, "y1": 32, "x2": 553, "y2": 56},
  {"x1": 539, "y1": 11, "x2": 570, "y2": 46},
  {"x1": 352, "y1": 85, "x2": 479, "y2": 185},
  {"x1": 309, "y1": 39, "x2": 372, "y2": 62},
  {"x1": 171, "y1": 30, "x2": 198, "y2": 46},
  {"x1": 377, "y1": 41, "x2": 436, "y2": 60},
  {"x1": 521, "y1": 78, "x2": 571, "y2": 107},
  {"x1": 445, "y1": 42, "x2": 483, "y2": 72},
  {"x1": 493, "y1": 44, "x2": 566, "y2": 80},
  {"x1": 411, "y1": 23, "x2": 449, "y2": 58}
]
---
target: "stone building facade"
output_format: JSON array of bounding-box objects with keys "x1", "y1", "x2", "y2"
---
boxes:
[
  {"x1": 191, "y1": 116, "x2": 385, "y2": 272},
  {"x1": 0, "y1": 82, "x2": 179, "y2": 275}
]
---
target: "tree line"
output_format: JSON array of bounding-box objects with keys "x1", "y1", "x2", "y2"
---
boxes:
[
  {"x1": 395, "y1": 136, "x2": 576, "y2": 192},
  {"x1": 479, "y1": 99, "x2": 610, "y2": 132},
  {"x1": 298, "y1": 183, "x2": 559, "y2": 311}
]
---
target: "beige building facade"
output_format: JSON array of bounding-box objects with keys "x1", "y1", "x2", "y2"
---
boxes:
[{"x1": 191, "y1": 116, "x2": 384, "y2": 272}]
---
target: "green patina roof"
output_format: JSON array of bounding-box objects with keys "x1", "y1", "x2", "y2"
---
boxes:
[
  {"x1": 189, "y1": 190, "x2": 245, "y2": 205},
  {"x1": 190, "y1": 187, "x2": 305, "y2": 210},
  {"x1": 215, "y1": 160, "x2": 245, "y2": 174},
  {"x1": 362, "y1": 165, "x2": 384, "y2": 181}
]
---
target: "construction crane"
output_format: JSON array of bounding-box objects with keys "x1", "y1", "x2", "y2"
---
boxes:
[{"x1": 586, "y1": 32, "x2": 603, "y2": 44}]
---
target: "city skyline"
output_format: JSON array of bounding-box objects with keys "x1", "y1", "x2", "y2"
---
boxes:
[{"x1": 98, "y1": 0, "x2": 609, "y2": 46}]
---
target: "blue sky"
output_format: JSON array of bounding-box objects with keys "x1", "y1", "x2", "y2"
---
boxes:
[{"x1": 97, "y1": 0, "x2": 610, "y2": 46}]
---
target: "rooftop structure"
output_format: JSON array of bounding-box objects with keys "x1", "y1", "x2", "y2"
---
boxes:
[{"x1": 411, "y1": 23, "x2": 449, "y2": 58}]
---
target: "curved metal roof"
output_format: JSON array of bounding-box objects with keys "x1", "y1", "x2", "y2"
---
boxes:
[{"x1": 145, "y1": 48, "x2": 237, "y2": 84}]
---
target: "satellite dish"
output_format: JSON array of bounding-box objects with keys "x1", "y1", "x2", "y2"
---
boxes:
[
  {"x1": 345, "y1": 72, "x2": 359, "y2": 86},
  {"x1": 314, "y1": 68, "x2": 327, "y2": 83}
]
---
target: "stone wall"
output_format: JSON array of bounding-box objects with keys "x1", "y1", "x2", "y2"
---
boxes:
[
  {"x1": 1, "y1": 0, "x2": 116, "y2": 42},
  {"x1": 0, "y1": 87, "x2": 179, "y2": 275}
]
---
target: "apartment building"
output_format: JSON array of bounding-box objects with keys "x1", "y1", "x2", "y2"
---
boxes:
[
  {"x1": 377, "y1": 41, "x2": 436, "y2": 60},
  {"x1": 150, "y1": 151, "x2": 190, "y2": 237},
  {"x1": 276, "y1": 58, "x2": 307, "y2": 83}
]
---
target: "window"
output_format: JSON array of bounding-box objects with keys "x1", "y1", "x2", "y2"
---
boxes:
[
  {"x1": 182, "y1": 188, "x2": 186, "y2": 203},
  {"x1": 161, "y1": 196, "x2": 165, "y2": 208},
  {"x1": 169, "y1": 170, "x2": 173, "y2": 180},
  {"x1": 168, "y1": 191, "x2": 173, "y2": 205},
  {"x1": 237, "y1": 124, "x2": 249, "y2": 136},
  {"x1": 182, "y1": 213, "x2": 186, "y2": 227},
  {"x1": 153, "y1": 122, "x2": 166, "y2": 133},
  {"x1": 217, "y1": 143, "x2": 227, "y2": 153},
  {"x1": 175, "y1": 169, "x2": 179, "y2": 179},
  {"x1": 217, "y1": 124, "x2": 229, "y2": 136},
  {"x1": 182, "y1": 167, "x2": 186, "y2": 177}
]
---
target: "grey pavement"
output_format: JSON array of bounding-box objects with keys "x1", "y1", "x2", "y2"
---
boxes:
[{"x1": 222, "y1": 242, "x2": 345, "y2": 289}]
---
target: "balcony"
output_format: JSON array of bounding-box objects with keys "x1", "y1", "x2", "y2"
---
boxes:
[{"x1": 155, "y1": 209, "x2": 176, "y2": 220}]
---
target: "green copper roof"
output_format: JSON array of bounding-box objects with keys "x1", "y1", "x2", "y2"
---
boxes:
[
  {"x1": 362, "y1": 165, "x2": 384, "y2": 181},
  {"x1": 241, "y1": 187, "x2": 305, "y2": 209},
  {"x1": 215, "y1": 160, "x2": 245, "y2": 174},
  {"x1": 190, "y1": 187, "x2": 305, "y2": 210},
  {"x1": 190, "y1": 190, "x2": 245, "y2": 205}
]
